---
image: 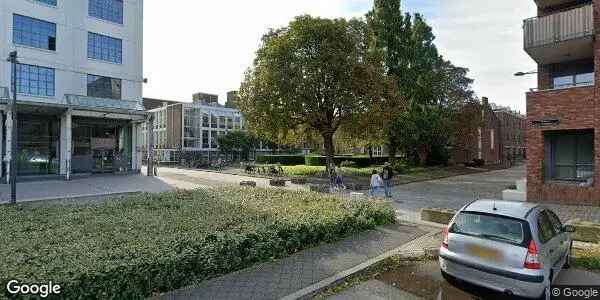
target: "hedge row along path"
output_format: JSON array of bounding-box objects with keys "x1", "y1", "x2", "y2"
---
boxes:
[{"x1": 1, "y1": 187, "x2": 396, "y2": 299}]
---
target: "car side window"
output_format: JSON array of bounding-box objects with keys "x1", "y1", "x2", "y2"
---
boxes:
[
  {"x1": 545, "y1": 210, "x2": 563, "y2": 235},
  {"x1": 537, "y1": 212, "x2": 555, "y2": 244}
]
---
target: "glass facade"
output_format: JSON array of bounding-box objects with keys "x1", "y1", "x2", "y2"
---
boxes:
[
  {"x1": 87, "y1": 74, "x2": 122, "y2": 99},
  {"x1": 89, "y1": 0, "x2": 124, "y2": 24},
  {"x1": 88, "y1": 32, "x2": 122, "y2": 64},
  {"x1": 13, "y1": 63, "x2": 55, "y2": 97},
  {"x1": 72, "y1": 118, "x2": 132, "y2": 174},
  {"x1": 13, "y1": 14, "x2": 56, "y2": 51},
  {"x1": 17, "y1": 115, "x2": 60, "y2": 176}
]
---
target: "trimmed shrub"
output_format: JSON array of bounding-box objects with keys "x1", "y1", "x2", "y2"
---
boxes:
[
  {"x1": 240, "y1": 181, "x2": 257, "y2": 187},
  {"x1": 290, "y1": 178, "x2": 308, "y2": 185},
  {"x1": 269, "y1": 179, "x2": 286, "y2": 187},
  {"x1": 473, "y1": 159, "x2": 485, "y2": 167},
  {"x1": 0, "y1": 188, "x2": 395, "y2": 299},
  {"x1": 305, "y1": 156, "x2": 389, "y2": 167},
  {"x1": 393, "y1": 161, "x2": 407, "y2": 174},
  {"x1": 256, "y1": 155, "x2": 305, "y2": 166},
  {"x1": 340, "y1": 160, "x2": 357, "y2": 168}
]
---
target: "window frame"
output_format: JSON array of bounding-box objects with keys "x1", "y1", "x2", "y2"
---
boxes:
[
  {"x1": 87, "y1": 32, "x2": 123, "y2": 64},
  {"x1": 87, "y1": 74, "x2": 122, "y2": 100},
  {"x1": 13, "y1": 63, "x2": 56, "y2": 97},
  {"x1": 88, "y1": 0, "x2": 124, "y2": 25},
  {"x1": 13, "y1": 14, "x2": 57, "y2": 51},
  {"x1": 545, "y1": 130, "x2": 595, "y2": 183}
]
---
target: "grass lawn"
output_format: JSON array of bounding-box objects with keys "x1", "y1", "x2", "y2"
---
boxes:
[
  {"x1": 574, "y1": 248, "x2": 600, "y2": 271},
  {"x1": 0, "y1": 188, "x2": 395, "y2": 299}
]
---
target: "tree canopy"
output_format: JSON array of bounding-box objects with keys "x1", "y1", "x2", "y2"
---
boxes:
[{"x1": 238, "y1": 15, "x2": 384, "y2": 170}]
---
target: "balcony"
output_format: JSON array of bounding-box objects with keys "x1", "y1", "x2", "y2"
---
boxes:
[
  {"x1": 524, "y1": 4, "x2": 593, "y2": 64},
  {"x1": 535, "y1": 0, "x2": 580, "y2": 9}
]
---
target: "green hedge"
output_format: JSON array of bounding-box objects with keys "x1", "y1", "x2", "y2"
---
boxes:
[
  {"x1": 256, "y1": 155, "x2": 306, "y2": 166},
  {"x1": 305, "y1": 156, "x2": 390, "y2": 167},
  {"x1": 0, "y1": 188, "x2": 395, "y2": 299}
]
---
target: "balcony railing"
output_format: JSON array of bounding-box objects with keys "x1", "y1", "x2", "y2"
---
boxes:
[
  {"x1": 530, "y1": 80, "x2": 594, "y2": 92},
  {"x1": 524, "y1": 4, "x2": 593, "y2": 49}
]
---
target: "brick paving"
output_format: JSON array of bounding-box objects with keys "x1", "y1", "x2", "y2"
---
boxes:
[
  {"x1": 374, "y1": 164, "x2": 600, "y2": 223},
  {"x1": 155, "y1": 224, "x2": 427, "y2": 300}
]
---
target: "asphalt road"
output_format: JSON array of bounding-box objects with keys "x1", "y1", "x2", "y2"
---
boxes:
[
  {"x1": 328, "y1": 260, "x2": 600, "y2": 300},
  {"x1": 387, "y1": 165, "x2": 525, "y2": 213}
]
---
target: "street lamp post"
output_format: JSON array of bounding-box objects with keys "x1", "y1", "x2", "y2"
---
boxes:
[
  {"x1": 514, "y1": 70, "x2": 538, "y2": 77},
  {"x1": 6, "y1": 51, "x2": 18, "y2": 204}
]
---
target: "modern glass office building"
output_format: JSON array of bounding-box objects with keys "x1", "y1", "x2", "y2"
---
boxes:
[{"x1": 0, "y1": 0, "x2": 145, "y2": 180}]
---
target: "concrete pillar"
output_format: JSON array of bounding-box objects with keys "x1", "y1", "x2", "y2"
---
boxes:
[
  {"x1": 131, "y1": 122, "x2": 143, "y2": 172},
  {"x1": 147, "y1": 115, "x2": 155, "y2": 176},
  {"x1": 60, "y1": 109, "x2": 72, "y2": 180},
  {"x1": 4, "y1": 111, "x2": 12, "y2": 184}
]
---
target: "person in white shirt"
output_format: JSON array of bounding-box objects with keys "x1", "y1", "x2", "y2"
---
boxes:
[{"x1": 370, "y1": 170, "x2": 383, "y2": 197}]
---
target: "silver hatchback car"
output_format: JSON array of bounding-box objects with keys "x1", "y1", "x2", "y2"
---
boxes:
[{"x1": 439, "y1": 200, "x2": 575, "y2": 300}]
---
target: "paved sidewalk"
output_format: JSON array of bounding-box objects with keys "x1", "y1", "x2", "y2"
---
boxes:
[
  {"x1": 0, "y1": 174, "x2": 174, "y2": 204},
  {"x1": 156, "y1": 224, "x2": 432, "y2": 300}
]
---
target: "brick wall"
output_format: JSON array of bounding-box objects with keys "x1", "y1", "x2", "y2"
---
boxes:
[{"x1": 526, "y1": 86, "x2": 599, "y2": 205}]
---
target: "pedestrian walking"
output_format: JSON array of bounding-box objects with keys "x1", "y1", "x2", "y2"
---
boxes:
[
  {"x1": 334, "y1": 167, "x2": 345, "y2": 191},
  {"x1": 370, "y1": 170, "x2": 383, "y2": 197},
  {"x1": 382, "y1": 162, "x2": 394, "y2": 198}
]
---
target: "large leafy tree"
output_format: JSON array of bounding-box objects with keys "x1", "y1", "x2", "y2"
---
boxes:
[
  {"x1": 368, "y1": 0, "x2": 475, "y2": 165},
  {"x1": 239, "y1": 15, "x2": 382, "y2": 172},
  {"x1": 217, "y1": 131, "x2": 258, "y2": 161}
]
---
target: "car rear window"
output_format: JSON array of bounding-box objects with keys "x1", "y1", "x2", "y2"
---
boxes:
[{"x1": 450, "y1": 212, "x2": 526, "y2": 245}]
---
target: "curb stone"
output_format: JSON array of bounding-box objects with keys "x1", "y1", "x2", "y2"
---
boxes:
[{"x1": 281, "y1": 228, "x2": 442, "y2": 300}]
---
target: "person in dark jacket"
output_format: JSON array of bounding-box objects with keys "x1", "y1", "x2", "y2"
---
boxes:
[{"x1": 381, "y1": 162, "x2": 394, "y2": 198}]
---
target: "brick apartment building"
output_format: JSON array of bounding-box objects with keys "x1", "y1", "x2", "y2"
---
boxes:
[
  {"x1": 452, "y1": 97, "x2": 502, "y2": 166},
  {"x1": 491, "y1": 104, "x2": 527, "y2": 161},
  {"x1": 524, "y1": 0, "x2": 598, "y2": 205}
]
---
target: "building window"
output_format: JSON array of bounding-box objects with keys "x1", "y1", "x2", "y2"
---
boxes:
[
  {"x1": 87, "y1": 74, "x2": 121, "y2": 99},
  {"x1": 211, "y1": 114, "x2": 218, "y2": 128},
  {"x1": 202, "y1": 130, "x2": 209, "y2": 149},
  {"x1": 202, "y1": 113, "x2": 209, "y2": 128},
  {"x1": 551, "y1": 61, "x2": 594, "y2": 89},
  {"x1": 88, "y1": 32, "x2": 122, "y2": 64},
  {"x1": 35, "y1": 0, "x2": 57, "y2": 6},
  {"x1": 210, "y1": 130, "x2": 218, "y2": 148},
  {"x1": 544, "y1": 130, "x2": 594, "y2": 184},
  {"x1": 13, "y1": 14, "x2": 56, "y2": 51},
  {"x1": 490, "y1": 129, "x2": 495, "y2": 150},
  {"x1": 219, "y1": 116, "x2": 226, "y2": 129},
  {"x1": 13, "y1": 63, "x2": 55, "y2": 97},
  {"x1": 89, "y1": 0, "x2": 123, "y2": 24}
]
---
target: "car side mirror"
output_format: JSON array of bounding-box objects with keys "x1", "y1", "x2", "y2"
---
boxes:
[{"x1": 563, "y1": 225, "x2": 576, "y2": 233}]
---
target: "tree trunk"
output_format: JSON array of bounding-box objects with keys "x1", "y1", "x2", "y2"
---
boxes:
[
  {"x1": 387, "y1": 142, "x2": 397, "y2": 164},
  {"x1": 322, "y1": 132, "x2": 335, "y2": 180},
  {"x1": 368, "y1": 145, "x2": 374, "y2": 163}
]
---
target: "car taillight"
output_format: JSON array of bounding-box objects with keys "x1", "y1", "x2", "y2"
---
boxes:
[
  {"x1": 441, "y1": 227, "x2": 449, "y2": 249},
  {"x1": 524, "y1": 240, "x2": 542, "y2": 270}
]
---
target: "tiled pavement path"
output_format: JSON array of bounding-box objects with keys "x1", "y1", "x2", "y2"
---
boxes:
[{"x1": 155, "y1": 224, "x2": 429, "y2": 300}]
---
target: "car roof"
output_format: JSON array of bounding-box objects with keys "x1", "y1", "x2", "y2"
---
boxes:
[{"x1": 463, "y1": 200, "x2": 539, "y2": 220}]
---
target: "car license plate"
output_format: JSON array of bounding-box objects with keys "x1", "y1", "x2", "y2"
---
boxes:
[{"x1": 466, "y1": 244, "x2": 501, "y2": 262}]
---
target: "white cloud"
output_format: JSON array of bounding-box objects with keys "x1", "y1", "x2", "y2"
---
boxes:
[{"x1": 144, "y1": 0, "x2": 537, "y2": 113}]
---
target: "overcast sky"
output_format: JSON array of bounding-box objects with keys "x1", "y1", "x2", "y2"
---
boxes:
[{"x1": 143, "y1": 0, "x2": 537, "y2": 113}]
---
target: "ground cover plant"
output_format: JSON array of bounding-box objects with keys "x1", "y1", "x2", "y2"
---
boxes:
[{"x1": 0, "y1": 188, "x2": 395, "y2": 299}]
